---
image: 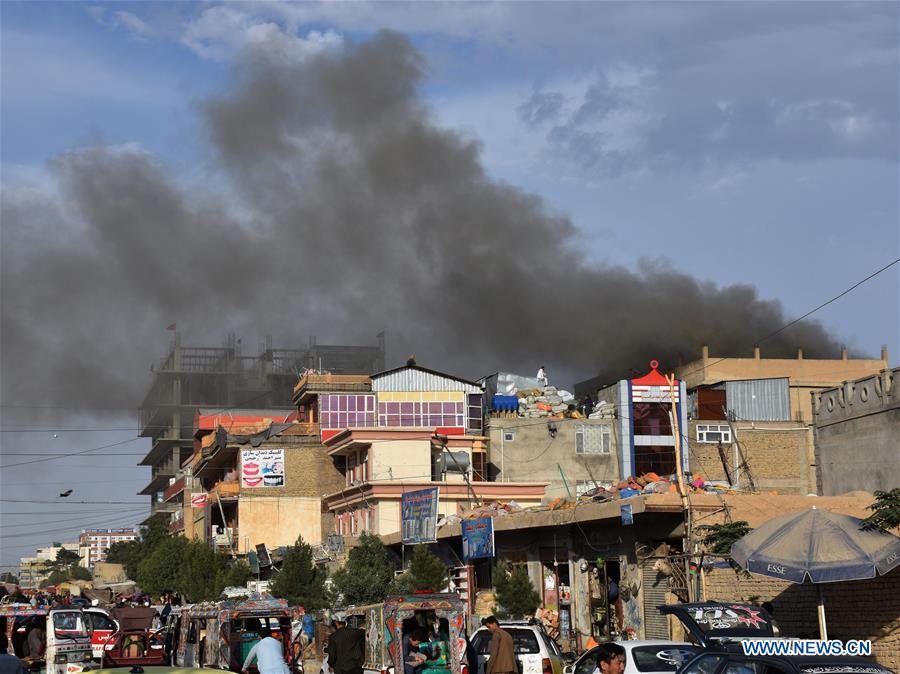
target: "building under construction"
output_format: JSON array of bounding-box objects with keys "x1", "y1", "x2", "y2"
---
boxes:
[{"x1": 137, "y1": 333, "x2": 386, "y2": 523}]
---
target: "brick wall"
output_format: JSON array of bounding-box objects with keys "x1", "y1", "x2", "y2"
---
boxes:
[
  {"x1": 689, "y1": 421, "x2": 813, "y2": 493},
  {"x1": 703, "y1": 567, "x2": 900, "y2": 670},
  {"x1": 239, "y1": 440, "x2": 345, "y2": 498}
]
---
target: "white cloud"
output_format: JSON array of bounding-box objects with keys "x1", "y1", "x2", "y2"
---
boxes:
[
  {"x1": 180, "y1": 5, "x2": 342, "y2": 63},
  {"x1": 113, "y1": 11, "x2": 155, "y2": 41}
]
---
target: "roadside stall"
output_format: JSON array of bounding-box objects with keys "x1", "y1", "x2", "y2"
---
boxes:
[{"x1": 345, "y1": 594, "x2": 467, "y2": 674}]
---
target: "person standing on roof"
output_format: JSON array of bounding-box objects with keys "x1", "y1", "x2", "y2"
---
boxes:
[
  {"x1": 537, "y1": 366, "x2": 548, "y2": 387},
  {"x1": 241, "y1": 626, "x2": 289, "y2": 674}
]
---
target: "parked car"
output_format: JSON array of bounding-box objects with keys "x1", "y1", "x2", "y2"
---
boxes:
[
  {"x1": 657, "y1": 603, "x2": 780, "y2": 652},
  {"x1": 676, "y1": 652, "x2": 895, "y2": 674},
  {"x1": 566, "y1": 641, "x2": 701, "y2": 674},
  {"x1": 471, "y1": 621, "x2": 565, "y2": 674}
]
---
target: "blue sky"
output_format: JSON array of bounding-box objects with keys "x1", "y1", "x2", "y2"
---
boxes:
[{"x1": 1, "y1": 1, "x2": 898, "y2": 568}]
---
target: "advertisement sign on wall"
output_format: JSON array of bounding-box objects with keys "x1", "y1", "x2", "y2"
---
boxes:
[
  {"x1": 190, "y1": 493, "x2": 208, "y2": 508},
  {"x1": 401, "y1": 487, "x2": 439, "y2": 544},
  {"x1": 241, "y1": 448, "x2": 285, "y2": 488},
  {"x1": 461, "y1": 517, "x2": 494, "y2": 561}
]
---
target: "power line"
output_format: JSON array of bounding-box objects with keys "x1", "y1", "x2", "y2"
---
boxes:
[
  {"x1": 0, "y1": 437, "x2": 146, "y2": 469},
  {"x1": 0, "y1": 513, "x2": 145, "y2": 550},
  {"x1": 673, "y1": 257, "x2": 899, "y2": 382},
  {"x1": 1, "y1": 508, "x2": 150, "y2": 515},
  {"x1": 0, "y1": 508, "x2": 147, "y2": 529},
  {"x1": 0, "y1": 499, "x2": 146, "y2": 505},
  {"x1": 0, "y1": 513, "x2": 144, "y2": 539}
]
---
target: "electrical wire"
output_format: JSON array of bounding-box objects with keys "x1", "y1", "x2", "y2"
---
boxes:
[
  {"x1": 0, "y1": 498, "x2": 146, "y2": 505},
  {"x1": 0, "y1": 508, "x2": 148, "y2": 529},
  {"x1": 0, "y1": 512, "x2": 144, "y2": 539},
  {"x1": 1, "y1": 507, "x2": 150, "y2": 515},
  {"x1": 0, "y1": 437, "x2": 147, "y2": 469},
  {"x1": 670, "y1": 257, "x2": 899, "y2": 383}
]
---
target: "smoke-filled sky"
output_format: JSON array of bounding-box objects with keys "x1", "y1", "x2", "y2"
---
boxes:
[{"x1": 1, "y1": 2, "x2": 897, "y2": 569}]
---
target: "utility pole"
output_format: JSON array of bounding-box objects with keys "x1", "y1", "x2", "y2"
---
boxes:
[{"x1": 666, "y1": 373, "x2": 693, "y2": 601}]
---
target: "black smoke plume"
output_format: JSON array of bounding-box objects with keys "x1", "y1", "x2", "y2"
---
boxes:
[{"x1": 0, "y1": 31, "x2": 842, "y2": 410}]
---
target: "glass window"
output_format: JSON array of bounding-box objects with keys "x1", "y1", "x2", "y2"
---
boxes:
[
  {"x1": 575, "y1": 425, "x2": 611, "y2": 454},
  {"x1": 472, "y1": 629, "x2": 540, "y2": 655},
  {"x1": 681, "y1": 655, "x2": 725, "y2": 674},
  {"x1": 573, "y1": 649, "x2": 599, "y2": 674},
  {"x1": 631, "y1": 646, "x2": 701, "y2": 672},
  {"x1": 722, "y1": 660, "x2": 764, "y2": 674},
  {"x1": 697, "y1": 424, "x2": 732, "y2": 444}
]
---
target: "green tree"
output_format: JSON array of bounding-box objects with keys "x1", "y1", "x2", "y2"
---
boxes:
[
  {"x1": 216, "y1": 560, "x2": 252, "y2": 593},
  {"x1": 106, "y1": 539, "x2": 144, "y2": 579},
  {"x1": 177, "y1": 541, "x2": 223, "y2": 602},
  {"x1": 862, "y1": 489, "x2": 900, "y2": 533},
  {"x1": 42, "y1": 569, "x2": 69, "y2": 588},
  {"x1": 331, "y1": 533, "x2": 398, "y2": 605},
  {"x1": 69, "y1": 565, "x2": 92, "y2": 581},
  {"x1": 492, "y1": 563, "x2": 540, "y2": 619},
  {"x1": 138, "y1": 536, "x2": 189, "y2": 597},
  {"x1": 269, "y1": 536, "x2": 327, "y2": 609},
  {"x1": 53, "y1": 548, "x2": 81, "y2": 571},
  {"x1": 107, "y1": 519, "x2": 172, "y2": 581},
  {"x1": 0, "y1": 572, "x2": 18, "y2": 584},
  {"x1": 404, "y1": 545, "x2": 447, "y2": 592},
  {"x1": 696, "y1": 521, "x2": 753, "y2": 555}
]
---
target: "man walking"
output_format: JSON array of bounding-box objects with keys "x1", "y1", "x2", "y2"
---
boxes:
[
  {"x1": 241, "y1": 626, "x2": 288, "y2": 674},
  {"x1": 482, "y1": 617, "x2": 517, "y2": 674},
  {"x1": 327, "y1": 619, "x2": 365, "y2": 674}
]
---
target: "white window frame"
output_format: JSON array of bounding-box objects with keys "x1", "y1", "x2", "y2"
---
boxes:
[
  {"x1": 696, "y1": 424, "x2": 733, "y2": 444},
  {"x1": 575, "y1": 424, "x2": 611, "y2": 455},
  {"x1": 503, "y1": 431, "x2": 515, "y2": 442}
]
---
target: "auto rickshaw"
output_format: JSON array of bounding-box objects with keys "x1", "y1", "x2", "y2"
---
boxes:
[{"x1": 344, "y1": 593, "x2": 467, "y2": 674}]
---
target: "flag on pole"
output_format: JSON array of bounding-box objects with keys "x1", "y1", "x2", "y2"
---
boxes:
[{"x1": 166, "y1": 323, "x2": 176, "y2": 331}]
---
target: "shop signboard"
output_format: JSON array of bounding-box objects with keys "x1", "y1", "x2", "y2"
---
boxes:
[
  {"x1": 461, "y1": 517, "x2": 494, "y2": 561},
  {"x1": 241, "y1": 448, "x2": 285, "y2": 488},
  {"x1": 401, "y1": 487, "x2": 439, "y2": 544}
]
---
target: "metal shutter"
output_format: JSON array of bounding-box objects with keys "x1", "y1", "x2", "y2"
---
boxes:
[{"x1": 641, "y1": 560, "x2": 671, "y2": 639}]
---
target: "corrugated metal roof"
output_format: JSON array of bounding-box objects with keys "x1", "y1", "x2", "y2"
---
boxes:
[
  {"x1": 371, "y1": 366, "x2": 481, "y2": 393},
  {"x1": 725, "y1": 377, "x2": 790, "y2": 421}
]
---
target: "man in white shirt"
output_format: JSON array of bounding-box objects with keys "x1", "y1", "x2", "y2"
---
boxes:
[{"x1": 242, "y1": 626, "x2": 289, "y2": 674}]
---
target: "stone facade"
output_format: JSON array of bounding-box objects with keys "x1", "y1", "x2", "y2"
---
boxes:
[
  {"x1": 703, "y1": 566, "x2": 900, "y2": 671},
  {"x1": 812, "y1": 367, "x2": 900, "y2": 496}
]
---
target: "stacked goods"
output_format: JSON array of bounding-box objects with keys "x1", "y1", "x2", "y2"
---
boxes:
[
  {"x1": 517, "y1": 385, "x2": 577, "y2": 418},
  {"x1": 588, "y1": 400, "x2": 616, "y2": 419}
]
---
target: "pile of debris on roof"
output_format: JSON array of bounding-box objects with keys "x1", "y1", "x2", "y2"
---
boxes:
[
  {"x1": 578, "y1": 472, "x2": 730, "y2": 502},
  {"x1": 438, "y1": 500, "x2": 524, "y2": 527},
  {"x1": 515, "y1": 384, "x2": 579, "y2": 418},
  {"x1": 587, "y1": 399, "x2": 616, "y2": 419},
  {"x1": 484, "y1": 372, "x2": 584, "y2": 419}
]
